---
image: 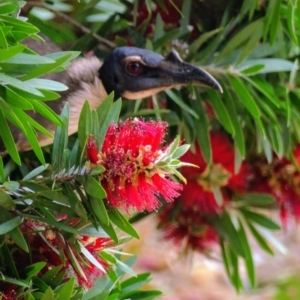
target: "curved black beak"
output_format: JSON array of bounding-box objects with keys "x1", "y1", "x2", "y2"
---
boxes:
[{"x1": 161, "y1": 50, "x2": 223, "y2": 93}]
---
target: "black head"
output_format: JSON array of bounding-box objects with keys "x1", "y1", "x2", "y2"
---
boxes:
[{"x1": 99, "y1": 47, "x2": 222, "y2": 100}]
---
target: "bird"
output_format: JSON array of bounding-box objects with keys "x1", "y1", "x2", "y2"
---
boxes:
[{"x1": 0, "y1": 37, "x2": 222, "y2": 154}]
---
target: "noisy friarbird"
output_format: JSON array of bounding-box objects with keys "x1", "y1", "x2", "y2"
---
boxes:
[{"x1": 0, "y1": 38, "x2": 222, "y2": 153}]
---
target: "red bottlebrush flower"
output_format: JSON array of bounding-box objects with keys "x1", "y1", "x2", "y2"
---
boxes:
[
  {"x1": 179, "y1": 131, "x2": 248, "y2": 214},
  {"x1": 136, "y1": 1, "x2": 182, "y2": 37},
  {"x1": 250, "y1": 145, "x2": 300, "y2": 226},
  {"x1": 87, "y1": 136, "x2": 99, "y2": 164},
  {"x1": 0, "y1": 285, "x2": 17, "y2": 300},
  {"x1": 158, "y1": 200, "x2": 218, "y2": 253},
  {"x1": 86, "y1": 119, "x2": 184, "y2": 212},
  {"x1": 4, "y1": 220, "x2": 110, "y2": 292}
]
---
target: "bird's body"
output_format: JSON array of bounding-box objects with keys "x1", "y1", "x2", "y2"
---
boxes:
[{"x1": 0, "y1": 37, "x2": 222, "y2": 154}]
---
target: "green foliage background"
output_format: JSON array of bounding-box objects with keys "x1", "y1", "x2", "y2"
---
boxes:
[{"x1": 1, "y1": 0, "x2": 300, "y2": 298}]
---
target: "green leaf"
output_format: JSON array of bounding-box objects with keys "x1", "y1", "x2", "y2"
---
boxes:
[
  {"x1": 119, "y1": 290, "x2": 162, "y2": 299},
  {"x1": 41, "y1": 287, "x2": 54, "y2": 300},
  {"x1": 40, "y1": 265, "x2": 63, "y2": 284},
  {"x1": 244, "y1": 77, "x2": 281, "y2": 108},
  {"x1": 188, "y1": 28, "x2": 223, "y2": 56},
  {"x1": 3, "y1": 53, "x2": 55, "y2": 64},
  {"x1": 14, "y1": 112, "x2": 46, "y2": 164},
  {"x1": 120, "y1": 273, "x2": 152, "y2": 294},
  {"x1": 213, "y1": 212, "x2": 245, "y2": 257},
  {"x1": 239, "y1": 59, "x2": 294, "y2": 74},
  {"x1": 98, "y1": 98, "x2": 122, "y2": 150},
  {"x1": 0, "y1": 189, "x2": 15, "y2": 210},
  {"x1": 62, "y1": 182, "x2": 88, "y2": 220},
  {"x1": 21, "y1": 53, "x2": 74, "y2": 80},
  {"x1": 172, "y1": 144, "x2": 190, "y2": 159},
  {"x1": 239, "y1": 64, "x2": 265, "y2": 75},
  {"x1": 263, "y1": 0, "x2": 281, "y2": 44},
  {"x1": 207, "y1": 89, "x2": 235, "y2": 135},
  {"x1": 0, "y1": 73, "x2": 43, "y2": 96},
  {"x1": 0, "y1": 237, "x2": 19, "y2": 278},
  {"x1": 90, "y1": 196, "x2": 109, "y2": 226},
  {"x1": 90, "y1": 165, "x2": 105, "y2": 176},
  {"x1": 153, "y1": 28, "x2": 181, "y2": 48},
  {"x1": 247, "y1": 222, "x2": 274, "y2": 255},
  {"x1": 191, "y1": 89, "x2": 211, "y2": 164},
  {"x1": 24, "y1": 262, "x2": 47, "y2": 280},
  {"x1": 0, "y1": 156, "x2": 4, "y2": 183},
  {"x1": 287, "y1": 0, "x2": 300, "y2": 46},
  {"x1": 22, "y1": 164, "x2": 49, "y2": 180},
  {"x1": 0, "y1": 98, "x2": 26, "y2": 132},
  {"x1": 229, "y1": 76, "x2": 261, "y2": 118},
  {"x1": 217, "y1": 18, "x2": 264, "y2": 62},
  {"x1": 268, "y1": 125, "x2": 284, "y2": 157},
  {"x1": 80, "y1": 243, "x2": 106, "y2": 273},
  {"x1": 0, "y1": 15, "x2": 39, "y2": 34},
  {"x1": 79, "y1": 226, "x2": 109, "y2": 238},
  {"x1": 115, "y1": 258, "x2": 136, "y2": 277},
  {"x1": 0, "y1": 45, "x2": 25, "y2": 61},
  {"x1": 24, "y1": 78, "x2": 68, "y2": 91},
  {"x1": 96, "y1": 92, "x2": 114, "y2": 128},
  {"x1": 229, "y1": 246, "x2": 242, "y2": 291},
  {"x1": 223, "y1": 89, "x2": 245, "y2": 157},
  {"x1": 84, "y1": 175, "x2": 107, "y2": 199},
  {"x1": 165, "y1": 89, "x2": 199, "y2": 119},
  {"x1": 238, "y1": 220, "x2": 255, "y2": 288},
  {"x1": 237, "y1": 19, "x2": 263, "y2": 64},
  {"x1": 241, "y1": 209, "x2": 281, "y2": 230},
  {"x1": 0, "y1": 276, "x2": 28, "y2": 288},
  {"x1": 220, "y1": 239, "x2": 232, "y2": 284},
  {"x1": 21, "y1": 214, "x2": 80, "y2": 235},
  {"x1": 257, "y1": 226, "x2": 287, "y2": 254},
  {"x1": 98, "y1": 219, "x2": 118, "y2": 244},
  {"x1": 108, "y1": 209, "x2": 140, "y2": 239},
  {"x1": 65, "y1": 242, "x2": 87, "y2": 282},
  {"x1": 94, "y1": 93, "x2": 114, "y2": 148},
  {"x1": 52, "y1": 103, "x2": 69, "y2": 172},
  {"x1": 241, "y1": 193, "x2": 275, "y2": 207},
  {"x1": 0, "y1": 3, "x2": 17, "y2": 14},
  {"x1": 55, "y1": 277, "x2": 75, "y2": 300},
  {"x1": 0, "y1": 215, "x2": 22, "y2": 235},
  {"x1": 100, "y1": 251, "x2": 117, "y2": 264},
  {"x1": 31, "y1": 99, "x2": 62, "y2": 126},
  {"x1": 78, "y1": 100, "x2": 92, "y2": 151},
  {"x1": 0, "y1": 110, "x2": 21, "y2": 164},
  {"x1": 0, "y1": 209, "x2": 28, "y2": 252},
  {"x1": 4, "y1": 86, "x2": 33, "y2": 109},
  {"x1": 82, "y1": 276, "x2": 112, "y2": 300},
  {"x1": 0, "y1": 26, "x2": 7, "y2": 48}
]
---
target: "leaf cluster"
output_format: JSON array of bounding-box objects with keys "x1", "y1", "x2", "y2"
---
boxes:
[{"x1": 1, "y1": 0, "x2": 300, "y2": 296}]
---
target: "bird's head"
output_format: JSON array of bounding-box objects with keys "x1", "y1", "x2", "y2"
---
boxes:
[{"x1": 99, "y1": 47, "x2": 222, "y2": 100}]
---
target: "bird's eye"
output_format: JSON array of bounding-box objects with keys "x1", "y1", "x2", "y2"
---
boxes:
[{"x1": 125, "y1": 61, "x2": 143, "y2": 76}]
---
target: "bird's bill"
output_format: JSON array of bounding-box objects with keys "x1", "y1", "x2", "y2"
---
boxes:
[{"x1": 159, "y1": 50, "x2": 223, "y2": 93}]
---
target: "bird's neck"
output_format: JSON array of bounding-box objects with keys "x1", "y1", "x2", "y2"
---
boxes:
[
  {"x1": 66, "y1": 56, "x2": 108, "y2": 136},
  {"x1": 67, "y1": 78, "x2": 108, "y2": 136}
]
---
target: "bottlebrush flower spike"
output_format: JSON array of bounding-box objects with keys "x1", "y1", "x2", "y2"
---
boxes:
[
  {"x1": 86, "y1": 119, "x2": 192, "y2": 212},
  {"x1": 250, "y1": 145, "x2": 300, "y2": 226},
  {"x1": 6, "y1": 220, "x2": 111, "y2": 290},
  {"x1": 179, "y1": 131, "x2": 249, "y2": 214},
  {"x1": 158, "y1": 200, "x2": 218, "y2": 254}
]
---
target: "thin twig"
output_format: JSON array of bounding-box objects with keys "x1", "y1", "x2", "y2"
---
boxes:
[{"x1": 25, "y1": 1, "x2": 116, "y2": 49}]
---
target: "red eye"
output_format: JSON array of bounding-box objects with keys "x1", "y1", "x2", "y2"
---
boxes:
[{"x1": 125, "y1": 61, "x2": 143, "y2": 76}]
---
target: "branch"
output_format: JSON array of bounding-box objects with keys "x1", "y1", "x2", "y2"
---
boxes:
[{"x1": 25, "y1": 1, "x2": 116, "y2": 49}]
